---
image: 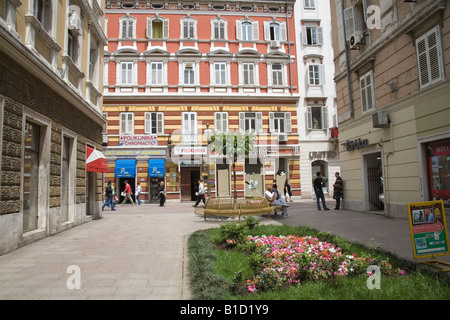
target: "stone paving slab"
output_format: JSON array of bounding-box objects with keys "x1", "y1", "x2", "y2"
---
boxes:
[{"x1": 0, "y1": 200, "x2": 448, "y2": 300}]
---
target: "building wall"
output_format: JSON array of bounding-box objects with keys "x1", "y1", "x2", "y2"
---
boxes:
[
  {"x1": 103, "y1": 0, "x2": 300, "y2": 202},
  {"x1": 330, "y1": 0, "x2": 450, "y2": 218},
  {"x1": 0, "y1": 0, "x2": 107, "y2": 254}
]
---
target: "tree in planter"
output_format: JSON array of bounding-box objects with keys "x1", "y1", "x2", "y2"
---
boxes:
[{"x1": 211, "y1": 131, "x2": 256, "y2": 200}]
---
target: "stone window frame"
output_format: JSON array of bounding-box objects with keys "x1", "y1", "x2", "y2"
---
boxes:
[{"x1": 60, "y1": 128, "x2": 77, "y2": 224}]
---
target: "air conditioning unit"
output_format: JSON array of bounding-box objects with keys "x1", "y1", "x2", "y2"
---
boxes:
[
  {"x1": 270, "y1": 41, "x2": 280, "y2": 49},
  {"x1": 349, "y1": 31, "x2": 365, "y2": 49},
  {"x1": 372, "y1": 111, "x2": 390, "y2": 128},
  {"x1": 68, "y1": 6, "x2": 81, "y2": 32},
  {"x1": 278, "y1": 133, "x2": 288, "y2": 142}
]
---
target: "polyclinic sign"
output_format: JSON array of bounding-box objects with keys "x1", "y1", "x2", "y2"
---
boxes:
[{"x1": 407, "y1": 200, "x2": 449, "y2": 259}]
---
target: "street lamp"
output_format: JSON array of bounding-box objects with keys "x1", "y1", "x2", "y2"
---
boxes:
[{"x1": 204, "y1": 124, "x2": 213, "y2": 197}]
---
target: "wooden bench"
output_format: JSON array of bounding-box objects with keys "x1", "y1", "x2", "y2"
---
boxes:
[{"x1": 194, "y1": 197, "x2": 283, "y2": 221}]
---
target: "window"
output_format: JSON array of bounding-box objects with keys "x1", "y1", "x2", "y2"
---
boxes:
[
  {"x1": 182, "y1": 112, "x2": 197, "y2": 143},
  {"x1": 120, "y1": 16, "x2": 135, "y2": 38},
  {"x1": 214, "y1": 112, "x2": 228, "y2": 133},
  {"x1": 308, "y1": 65, "x2": 324, "y2": 86},
  {"x1": 360, "y1": 71, "x2": 375, "y2": 114},
  {"x1": 150, "y1": 62, "x2": 163, "y2": 85},
  {"x1": 272, "y1": 64, "x2": 283, "y2": 85},
  {"x1": 120, "y1": 62, "x2": 133, "y2": 85},
  {"x1": 23, "y1": 121, "x2": 41, "y2": 232},
  {"x1": 182, "y1": 18, "x2": 196, "y2": 39},
  {"x1": 243, "y1": 63, "x2": 255, "y2": 85},
  {"x1": 264, "y1": 21, "x2": 286, "y2": 41},
  {"x1": 145, "y1": 112, "x2": 164, "y2": 135},
  {"x1": 303, "y1": 27, "x2": 323, "y2": 45},
  {"x1": 102, "y1": 112, "x2": 108, "y2": 134},
  {"x1": 34, "y1": 0, "x2": 51, "y2": 31},
  {"x1": 270, "y1": 112, "x2": 292, "y2": 133},
  {"x1": 416, "y1": 26, "x2": 444, "y2": 89},
  {"x1": 67, "y1": 32, "x2": 76, "y2": 62},
  {"x1": 236, "y1": 20, "x2": 259, "y2": 41},
  {"x1": 307, "y1": 106, "x2": 328, "y2": 130},
  {"x1": 120, "y1": 112, "x2": 134, "y2": 135},
  {"x1": 239, "y1": 112, "x2": 262, "y2": 133},
  {"x1": 147, "y1": 17, "x2": 169, "y2": 39},
  {"x1": 89, "y1": 45, "x2": 99, "y2": 82},
  {"x1": 212, "y1": 19, "x2": 226, "y2": 40},
  {"x1": 304, "y1": 0, "x2": 315, "y2": 9},
  {"x1": 183, "y1": 62, "x2": 195, "y2": 85},
  {"x1": 61, "y1": 136, "x2": 73, "y2": 223},
  {"x1": 344, "y1": 4, "x2": 365, "y2": 40},
  {"x1": 214, "y1": 63, "x2": 227, "y2": 85}
]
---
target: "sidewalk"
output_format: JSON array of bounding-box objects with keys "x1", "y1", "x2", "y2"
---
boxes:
[{"x1": 0, "y1": 200, "x2": 448, "y2": 299}]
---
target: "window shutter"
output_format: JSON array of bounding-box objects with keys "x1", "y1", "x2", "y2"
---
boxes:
[
  {"x1": 122, "y1": 20, "x2": 126, "y2": 38},
  {"x1": 215, "y1": 112, "x2": 221, "y2": 132},
  {"x1": 163, "y1": 19, "x2": 169, "y2": 38},
  {"x1": 145, "y1": 112, "x2": 151, "y2": 133},
  {"x1": 302, "y1": 26, "x2": 308, "y2": 45},
  {"x1": 223, "y1": 112, "x2": 228, "y2": 132},
  {"x1": 360, "y1": 76, "x2": 367, "y2": 113},
  {"x1": 147, "y1": 18, "x2": 152, "y2": 38},
  {"x1": 236, "y1": 21, "x2": 242, "y2": 40},
  {"x1": 306, "y1": 107, "x2": 312, "y2": 130},
  {"x1": 344, "y1": 7, "x2": 355, "y2": 40},
  {"x1": 120, "y1": 113, "x2": 125, "y2": 134},
  {"x1": 269, "y1": 112, "x2": 275, "y2": 133},
  {"x1": 428, "y1": 28, "x2": 442, "y2": 83},
  {"x1": 157, "y1": 112, "x2": 164, "y2": 135},
  {"x1": 317, "y1": 27, "x2": 323, "y2": 45},
  {"x1": 320, "y1": 65, "x2": 325, "y2": 85},
  {"x1": 281, "y1": 22, "x2": 287, "y2": 41},
  {"x1": 285, "y1": 112, "x2": 292, "y2": 132},
  {"x1": 256, "y1": 112, "x2": 262, "y2": 133},
  {"x1": 253, "y1": 21, "x2": 259, "y2": 41},
  {"x1": 239, "y1": 112, "x2": 245, "y2": 132},
  {"x1": 264, "y1": 21, "x2": 270, "y2": 41},
  {"x1": 127, "y1": 113, "x2": 133, "y2": 134},
  {"x1": 322, "y1": 107, "x2": 328, "y2": 129}
]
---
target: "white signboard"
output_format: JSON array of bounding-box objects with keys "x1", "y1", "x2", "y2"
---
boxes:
[
  {"x1": 174, "y1": 146, "x2": 207, "y2": 155},
  {"x1": 119, "y1": 135, "x2": 158, "y2": 146}
]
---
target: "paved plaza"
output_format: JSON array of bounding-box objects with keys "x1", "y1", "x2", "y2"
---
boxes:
[{"x1": 0, "y1": 200, "x2": 449, "y2": 300}]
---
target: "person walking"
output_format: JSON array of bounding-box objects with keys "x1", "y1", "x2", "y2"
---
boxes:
[
  {"x1": 313, "y1": 172, "x2": 330, "y2": 211},
  {"x1": 193, "y1": 179, "x2": 206, "y2": 207},
  {"x1": 333, "y1": 172, "x2": 343, "y2": 210},
  {"x1": 121, "y1": 180, "x2": 135, "y2": 205},
  {"x1": 102, "y1": 180, "x2": 116, "y2": 211},
  {"x1": 284, "y1": 179, "x2": 293, "y2": 202},
  {"x1": 159, "y1": 181, "x2": 166, "y2": 207},
  {"x1": 135, "y1": 182, "x2": 142, "y2": 205}
]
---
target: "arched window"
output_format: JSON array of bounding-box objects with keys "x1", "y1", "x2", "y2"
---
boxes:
[{"x1": 120, "y1": 15, "x2": 136, "y2": 38}]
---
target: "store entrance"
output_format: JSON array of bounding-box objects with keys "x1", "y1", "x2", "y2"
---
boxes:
[
  {"x1": 118, "y1": 178, "x2": 135, "y2": 203},
  {"x1": 364, "y1": 152, "x2": 384, "y2": 211},
  {"x1": 181, "y1": 167, "x2": 200, "y2": 201},
  {"x1": 149, "y1": 177, "x2": 164, "y2": 203}
]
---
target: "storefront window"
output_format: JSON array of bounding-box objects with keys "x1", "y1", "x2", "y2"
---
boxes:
[{"x1": 428, "y1": 139, "x2": 450, "y2": 206}]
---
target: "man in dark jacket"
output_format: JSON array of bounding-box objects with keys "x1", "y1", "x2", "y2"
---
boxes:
[
  {"x1": 102, "y1": 180, "x2": 116, "y2": 211},
  {"x1": 313, "y1": 172, "x2": 330, "y2": 211}
]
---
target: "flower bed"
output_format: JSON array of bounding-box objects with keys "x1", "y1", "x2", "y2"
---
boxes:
[{"x1": 238, "y1": 235, "x2": 394, "y2": 293}]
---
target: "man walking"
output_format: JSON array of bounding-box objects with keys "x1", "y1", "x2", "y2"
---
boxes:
[
  {"x1": 193, "y1": 179, "x2": 206, "y2": 207},
  {"x1": 135, "y1": 182, "x2": 142, "y2": 205},
  {"x1": 102, "y1": 180, "x2": 116, "y2": 211},
  {"x1": 121, "y1": 180, "x2": 135, "y2": 205},
  {"x1": 313, "y1": 172, "x2": 330, "y2": 211}
]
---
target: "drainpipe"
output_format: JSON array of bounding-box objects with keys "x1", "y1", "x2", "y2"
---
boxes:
[
  {"x1": 341, "y1": 0, "x2": 354, "y2": 118},
  {"x1": 286, "y1": 0, "x2": 293, "y2": 95}
]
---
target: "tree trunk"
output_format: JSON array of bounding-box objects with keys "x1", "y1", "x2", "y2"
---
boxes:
[{"x1": 233, "y1": 162, "x2": 237, "y2": 199}]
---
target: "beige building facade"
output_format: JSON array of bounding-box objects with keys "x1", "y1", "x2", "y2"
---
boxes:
[
  {"x1": 0, "y1": 0, "x2": 107, "y2": 254},
  {"x1": 330, "y1": 0, "x2": 450, "y2": 218}
]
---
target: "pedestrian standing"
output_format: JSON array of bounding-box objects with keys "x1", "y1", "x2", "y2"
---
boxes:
[
  {"x1": 313, "y1": 172, "x2": 330, "y2": 211},
  {"x1": 102, "y1": 180, "x2": 116, "y2": 211},
  {"x1": 333, "y1": 172, "x2": 343, "y2": 210},
  {"x1": 284, "y1": 179, "x2": 293, "y2": 202},
  {"x1": 121, "y1": 180, "x2": 135, "y2": 205},
  {"x1": 135, "y1": 182, "x2": 142, "y2": 205},
  {"x1": 193, "y1": 179, "x2": 206, "y2": 207},
  {"x1": 159, "y1": 181, "x2": 166, "y2": 207}
]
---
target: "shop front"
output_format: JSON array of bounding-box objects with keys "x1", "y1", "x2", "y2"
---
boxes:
[
  {"x1": 427, "y1": 138, "x2": 450, "y2": 207},
  {"x1": 148, "y1": 158, "x2": 165, "y2": 203},
  {"x1": 115, "y1": 159, "x2": 137, "y2": 203}
]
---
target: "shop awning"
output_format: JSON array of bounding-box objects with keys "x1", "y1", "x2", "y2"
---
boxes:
[
  {"x1": 115, "y1": 159, "x2": 136, "y2": 177},
  {"x1": 86, "y1": 147, "x2": 108, "y2": 173},
  {"x1": 148, "y1": 159, "x2": 165, "y2": 178}
]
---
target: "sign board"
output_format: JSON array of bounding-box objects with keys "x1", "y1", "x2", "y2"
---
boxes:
[
  {"x1": 407, "y1": 200, "x2": 449, "y2": 259},
  {"x1": 174, "y1": 146, "x2": 207, "y2": 155},
  {"x1": 119, "y1": 135, "x2": 158, "y2": 146}
]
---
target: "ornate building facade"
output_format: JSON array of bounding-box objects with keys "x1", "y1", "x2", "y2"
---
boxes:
[{"x1": 103, "y1": 0, "x2": 300, "y2": 202}]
